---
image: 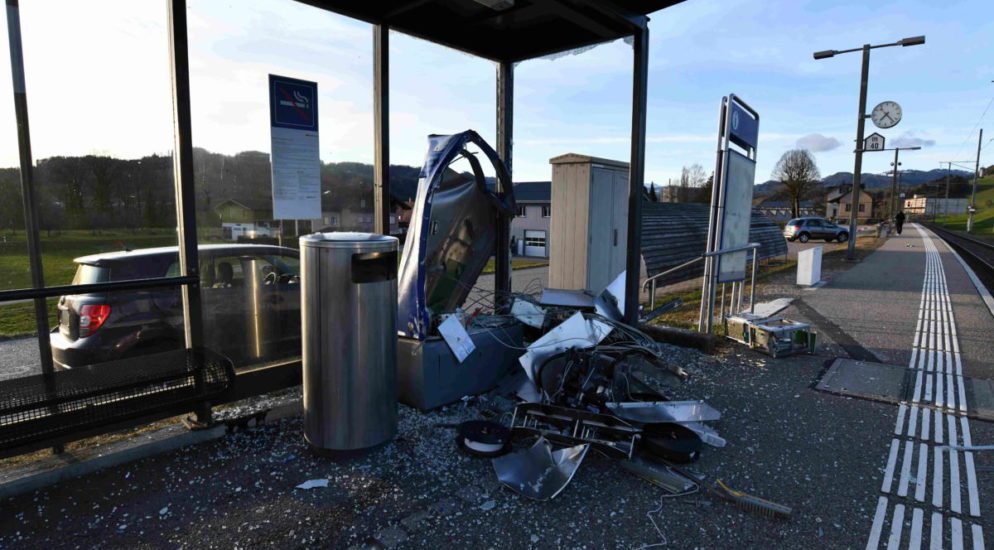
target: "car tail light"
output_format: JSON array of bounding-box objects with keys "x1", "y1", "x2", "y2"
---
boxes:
[{"x1": 79, "y1": 304, "x2": 111, "y2": 337}]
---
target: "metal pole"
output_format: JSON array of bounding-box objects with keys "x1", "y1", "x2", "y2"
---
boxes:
[
  {"x1": 749, "y1": 247, "x2": 757, "y2": 314},
  {"x1": 168, "y1": 0, "x2": 209, "y2": 425},
  {"x1": 373, "y1": 24, "x2": 390, "y2": 235},
  {"x1": 5, "y1": 0, "x2": 54, "y2": 375},
  {"x1": 649, "y1": 279, "x2": 656, "y2": 311},
  {"x1": 495, "y1": 60, "x2": 513, "y2": 313},
  {"x1": 719, "y1": 283, "x2": 725, "y2": 321},
  {"x1": 699, "y1": 97, "x2": 728, "y2": 333},
  {"x1": 889, "y1": 148, "x2": 899, "y2": 221},
  {"x1": 624, "y1": 26, "x2": 648, "y2": 325},
  {"x1": 847, "y1": 44, "x2": 870, "y2": 260},
  {"x1": 968, "y1": 129, "x2": 983, "y2": 233},
  {"x1": 944, "y1": 162, "x2": 950, "y2": 223}
]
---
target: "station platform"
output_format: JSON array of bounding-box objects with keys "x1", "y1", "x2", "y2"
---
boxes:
[{"x1": 796, "y1": 224, "x2": 994, "y2": 549}]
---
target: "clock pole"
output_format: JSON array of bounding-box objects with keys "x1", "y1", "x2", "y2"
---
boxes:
[
  {"x1": 813, "y1": 35, "x2": 925, "y2": 259},
  {"x1": 847, "y1": 44, "x2": 871, "y2": 260}
]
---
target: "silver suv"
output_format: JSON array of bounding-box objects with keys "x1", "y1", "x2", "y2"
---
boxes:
[{"x1": 783, "y1": 217, "x2": 849, "y2": 243}]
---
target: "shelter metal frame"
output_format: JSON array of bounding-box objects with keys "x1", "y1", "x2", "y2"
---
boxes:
[{"x1": 0, "y1": 0, "x2": 664, "y2": 453}]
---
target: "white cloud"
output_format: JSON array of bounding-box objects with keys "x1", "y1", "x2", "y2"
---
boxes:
[
  {"x1": 796, "y1": 133, "x2": 841, "y2": 152},
  {"x1": 891, "y1": 131, "x2": 936, "y2": 149}
]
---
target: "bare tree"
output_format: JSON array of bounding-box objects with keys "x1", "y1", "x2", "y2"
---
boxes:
[
  {"x1": 772, "y1": 149, "x2": 821, "y2": 218},
  {"x1": 678, "y1": 164, "x2": 707, "y2": 202}
]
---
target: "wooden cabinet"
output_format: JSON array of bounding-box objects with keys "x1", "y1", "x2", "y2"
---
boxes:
[{"x1": 548, "y1": 154, "x2": 629, "y2": 292}]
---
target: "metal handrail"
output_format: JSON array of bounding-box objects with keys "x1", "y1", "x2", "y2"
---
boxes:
[
  {"x1": 642, "y1": 242, "x2": 761, "y2": 312},
  {"x1": 0, "y1": 275, "x2": 198, "y2": 303}
]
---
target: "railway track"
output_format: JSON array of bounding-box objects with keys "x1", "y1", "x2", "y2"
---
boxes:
[{"x1": 924, "y1": 223, "x2": 994, "y2": 293}]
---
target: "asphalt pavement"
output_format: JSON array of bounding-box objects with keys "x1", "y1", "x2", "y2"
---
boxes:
[{"x1": 0, "y1": 336, "x2": 41, "y2": 381}]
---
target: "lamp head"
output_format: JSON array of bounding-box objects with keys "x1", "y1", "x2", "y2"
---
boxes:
[
  {"x1": 899, "y1": 36, "x2": 925, "y2": 47},
  {"x1": 813, "y1": 50, "x2": 836, "y2": 60}
]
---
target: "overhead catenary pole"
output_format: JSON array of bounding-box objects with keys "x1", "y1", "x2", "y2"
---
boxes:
[
  {"x1": 968, "y1": 128, "x2": 983, "y2": 232},
  {"x1": 847, "y1": 44, "x2": 870, "y2": 260},
  {"x1": 5, "y1": 0, "x2": 54, "y2": 376},
  {"x1": 624, "y1": 25, "x2": 648, "y2": 325}
]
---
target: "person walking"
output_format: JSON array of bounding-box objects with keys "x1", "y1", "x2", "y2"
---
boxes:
[{"x1": 895, "y1": 210, "x2": 906, "y2": 235}]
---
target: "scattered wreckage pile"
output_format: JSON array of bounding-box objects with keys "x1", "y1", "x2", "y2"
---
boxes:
[
  {"x1": 453, "y1": 291, "x2": 788, "y2": 519},
  {"x1": 390, "y1": 131, "x2": 790, "y2": 517}
]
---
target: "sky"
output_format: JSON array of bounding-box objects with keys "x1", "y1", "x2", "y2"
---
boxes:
[{"x1": 0, "y1": 0, "x2": 992, "y2": 186}]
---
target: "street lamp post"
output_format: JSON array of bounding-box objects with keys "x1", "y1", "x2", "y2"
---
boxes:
[
  {"x1": 888, "y1": 146, "x2": 921, "y2": 219},
  {"x1": 814, "y1": 35, "x2": 925, "y2": 259}
]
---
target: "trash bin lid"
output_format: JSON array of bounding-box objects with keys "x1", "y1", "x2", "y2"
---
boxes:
[{"x1": 299, "y1": 232, "x2": 398, "y2": 251}]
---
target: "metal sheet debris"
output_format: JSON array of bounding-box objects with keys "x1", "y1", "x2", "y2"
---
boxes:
[
  {"x1": 619, "y1": 457, "x2": 698, "y2": 494},
  {"x1": 605, "y1": 400, "x2": 721, "y2": 424},
  {"x1": 518, "y1": 312, "x2": 611, "y2": 384},
  {"x1": 437, "y1": 315, "x2": 476, "y2": 363},
  {"x1": 295, "y1": 479, "x2": 329, "y2": 490},
  {"x1": 492, "y1": 438, "x2": 589, "y2": 501},
  {"x1": 594, "y1": 270, "x2": 626, "y2": 322},
  {"x1": 539, "y1": 288, "x2": 596, "y2": 309},
  {"x1": 510, "y1": 299, "x2": 546, "y2": 329}
]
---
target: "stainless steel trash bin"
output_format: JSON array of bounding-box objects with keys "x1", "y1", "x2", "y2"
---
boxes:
[{"x1": 300, "y1": 232, "x2": 399, "y2": 453}]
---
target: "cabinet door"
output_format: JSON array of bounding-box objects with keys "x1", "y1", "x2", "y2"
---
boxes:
[
  {"x1": 587, "y1": 167, "x2": 614, "y2": 291},
  {"x1": 610, "y1": 169, "x2": 629, "y2": 279}
]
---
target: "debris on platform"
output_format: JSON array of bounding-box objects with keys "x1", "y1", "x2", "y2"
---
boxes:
[
  {"x1": 725, "y1": 312, "x2": 816, "y2": 358},
  {"x1": 294, "y1": 479, "x2": 329, "y2": 490}
]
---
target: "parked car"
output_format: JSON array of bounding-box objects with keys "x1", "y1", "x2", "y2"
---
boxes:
[
  {"x1": 50, "y1": 244, "x2": 301, "y2": 370},
  {"x1": 783, "y1": 217, "x2": 849, "y2": 243}
]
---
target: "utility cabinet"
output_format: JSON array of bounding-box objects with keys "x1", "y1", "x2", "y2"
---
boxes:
[{"x1": 548, "y1": 154, "x2": 629, "y2": 292}]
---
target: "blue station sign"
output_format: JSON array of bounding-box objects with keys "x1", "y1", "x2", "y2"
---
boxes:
[{"x1": 728, "y1": 100, "x2": 758, "y2": 151}]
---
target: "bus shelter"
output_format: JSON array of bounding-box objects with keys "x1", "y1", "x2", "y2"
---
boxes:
[{"x1": 0, "y1": 0, "x2": 680, "y2": 456}]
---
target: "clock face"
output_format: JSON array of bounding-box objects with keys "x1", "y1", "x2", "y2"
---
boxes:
[{"x1": 871, "y1": 101, "x2": 902, "y2": 129}]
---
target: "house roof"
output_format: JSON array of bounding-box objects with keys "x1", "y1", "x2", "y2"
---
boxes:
[
  {"x1": 826, "y1": 185, "x2": 871, "y2": 203},
  {"x1": 296, "y1": 1, "x2": 683, "y2": 63},
  {"x1": 215, "y1": 197, "x2": 272, "y2": 213},
  {"x1": 513, "y1": 181, "x2": 550, "y2": 202}
]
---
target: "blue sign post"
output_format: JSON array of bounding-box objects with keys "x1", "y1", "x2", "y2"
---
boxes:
[{"x1": 269, "y1": 75, "x2": 320, "y2": 220}]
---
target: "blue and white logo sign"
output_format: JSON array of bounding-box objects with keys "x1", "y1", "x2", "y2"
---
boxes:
[
  {"x1": 728, "y1": 100, "x2": 758, "y2": 151},
  {"x1": 270, "y1": 75, "x2": 318, "y2": 132}
]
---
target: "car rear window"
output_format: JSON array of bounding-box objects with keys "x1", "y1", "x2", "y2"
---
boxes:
[
  {"x1": 786, "y1": 219, "x2": 800, "y2": 226},
  {"x1": 71, "y1": 264, "x2": 110, "y2": 285}
]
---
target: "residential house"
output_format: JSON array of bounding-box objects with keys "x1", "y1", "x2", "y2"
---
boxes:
[
  {"x1": 510, "y1": 181, "x2": 551, "y2": 257},
  {"x1": 825, "y1": 185, "x2": 874, "y2": 222},
  {"x1": 214, "y1": 197, "x2": 280, "y2": 240}
]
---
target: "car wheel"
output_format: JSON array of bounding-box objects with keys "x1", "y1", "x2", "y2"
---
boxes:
[
  {"x1": 836, "y1": 232, "x2": 849, "y2": 243},
  {"x1": 798, "y1": 232, "x2": 809, "y2": 243}
]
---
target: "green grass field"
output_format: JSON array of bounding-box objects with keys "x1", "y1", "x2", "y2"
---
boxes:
[
  {"x1": 481, "y1": 257, "x2": 549, "y2": 274},
  {"x1": 932, "y1": 175, "x2": 994, "y2": 234},
  {"x1": 0, "y1": 229, "x2": 187, "y2": 337}
]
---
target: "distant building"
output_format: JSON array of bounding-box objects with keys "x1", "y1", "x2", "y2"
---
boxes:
[
  {"x1": 825, "y1": 185, "x2": 874, "y2": 222},
  {"x1": 510, "y1": 181, "x2": 551, "y2": 257},
  {"x1": 214, "y1": 198, "x2": 280, "y2": 240},
  {"x1": 753, "y1": 197, "x2": 817, "y2": 222},
  {"x1": 658, "y1": 185, "x2": 694, "y2": 203},
  {"x1": 903, "y1": 195, "x2": 968, "y2": 217}
]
